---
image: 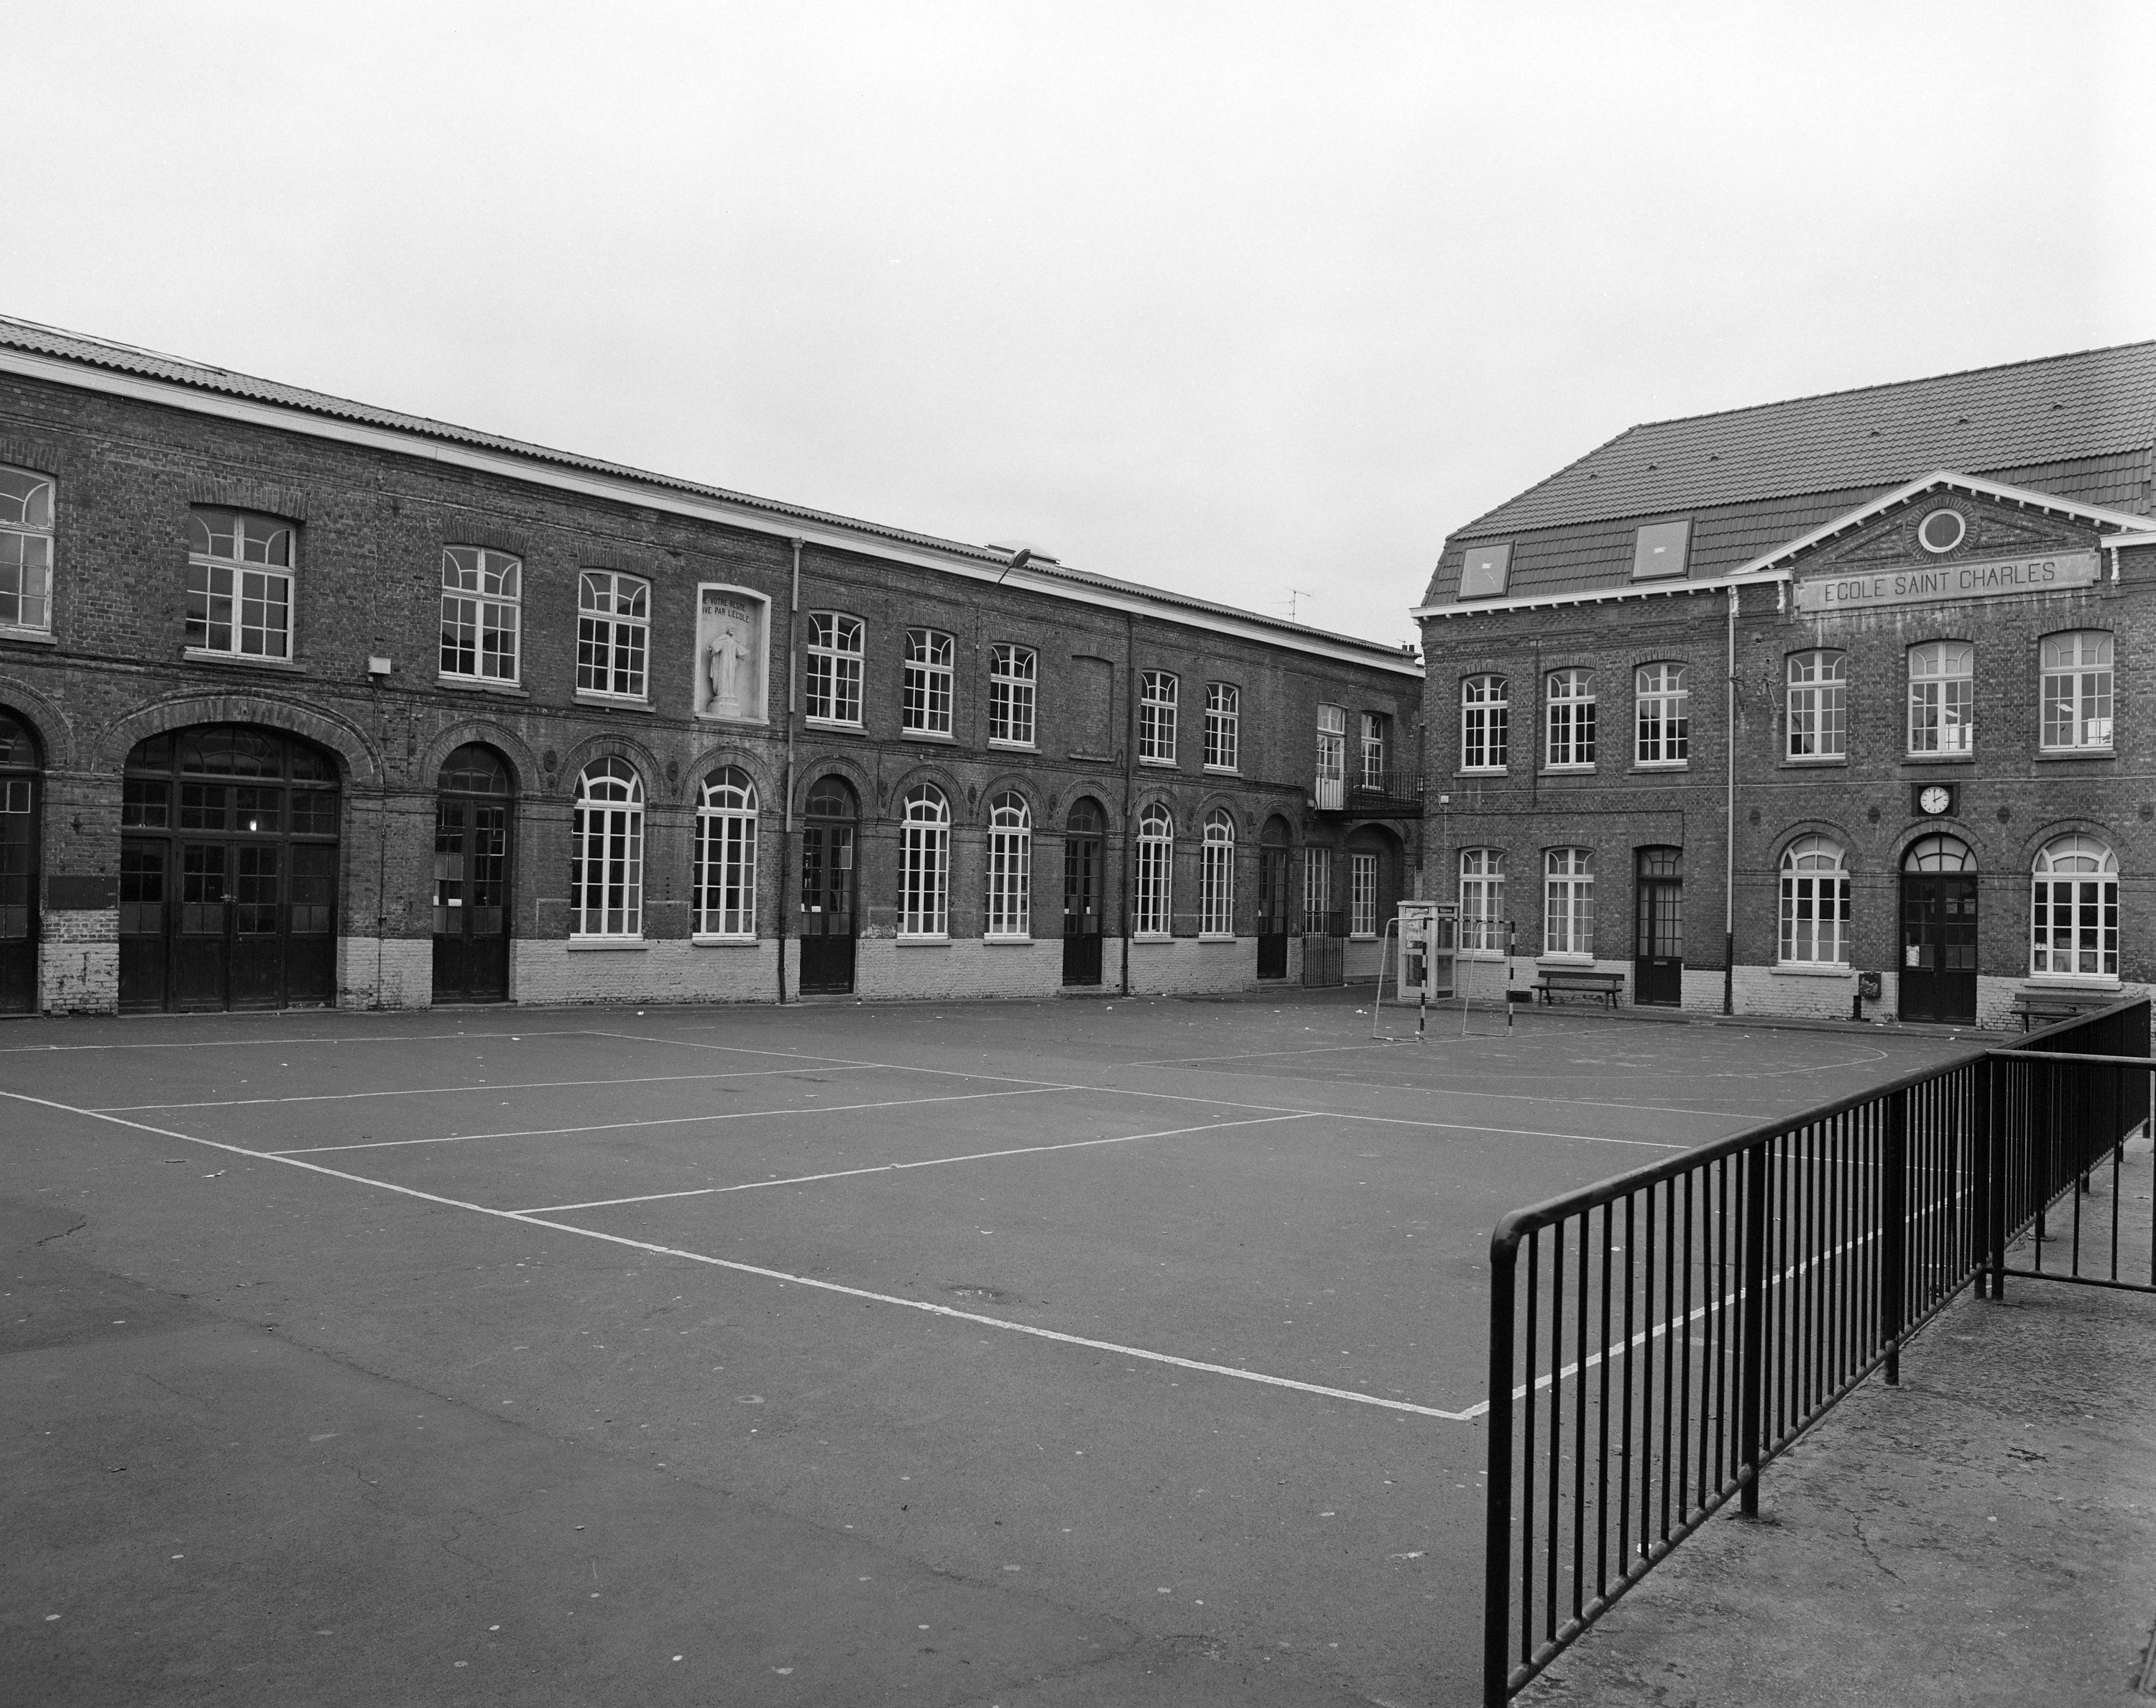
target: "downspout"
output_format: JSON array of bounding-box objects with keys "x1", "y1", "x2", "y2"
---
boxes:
[
  {"x1": 1120, "y1": 609, "x2": 1135, "y2": 996},
  {"x1": 778, "y1": 538, "x2": 801, "y2": 1005},
  {"x1": 1724, "y1": 584, "x2": 1738, "y2": 1015}
]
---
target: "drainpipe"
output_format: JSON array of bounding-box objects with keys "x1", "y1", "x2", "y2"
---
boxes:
[
  {"x1": 778, "y1": 538, "x2": 801, "y2": 1005},
  {"x1": 1725, "y1": 584, "x2": 1738, "y2": 1015},
  {"x1": 1120, "y1": 609, "x2": 1135, "y2": 997}
]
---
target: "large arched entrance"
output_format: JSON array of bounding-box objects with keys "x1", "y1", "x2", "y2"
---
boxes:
[
  {"x1": 433, "y1": 744, "x2": 513, "y2": 1003},
  {"x1": 1899, "y1": 834, "x2": 1976, "y2": 1025},
  {"x1": 120, "y1": 725, "x2": 341, "y2": 1012},
  {"x1": 798, "y1": 773, "x2": 858, "y2": 995},
  {"x1": 0, "y1": 710, "x2": 40, "y2": 1013}
]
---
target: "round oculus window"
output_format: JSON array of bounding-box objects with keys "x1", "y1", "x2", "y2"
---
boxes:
[{"x1": 1917, "y1": 509, "x2": 1966, "y2": 554}]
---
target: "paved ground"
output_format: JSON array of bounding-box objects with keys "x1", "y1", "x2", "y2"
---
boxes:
[{"x1": 1, "y1": 992, "x2": 1972, "y2": 1705}]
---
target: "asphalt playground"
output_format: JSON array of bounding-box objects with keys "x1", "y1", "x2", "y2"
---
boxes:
[{"x1": 2, "y1": 991, "x2": 1976, "y2": 1707}]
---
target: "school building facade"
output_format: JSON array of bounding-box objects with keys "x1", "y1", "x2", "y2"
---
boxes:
[
  {"x1": 0, "y1": 316, "x2": 1421, "y2": 1015},
  {"x1": 1415, "y1": 341, "x2": 2156, "y2": 1029}
]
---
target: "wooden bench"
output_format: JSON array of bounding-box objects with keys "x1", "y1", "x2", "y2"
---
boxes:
[
  {"x1": 1533, "y1": 968, "x2": 1626, "y2": 1008},
  {"x1": 2009, "y1": 988, "x2": 2117, "y2": 1032}
]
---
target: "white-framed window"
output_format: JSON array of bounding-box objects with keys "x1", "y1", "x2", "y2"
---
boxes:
[
  {"x1": 806, "y1": 613, "x2": 864, "y2": 725},
  {"x1": 0, "y1": 466, "x2": 54, "y2": 634},
  {"x1": 1462, "y1": 675, "x2": 1508, "y2": 770},
  {"x1": 1907, "y1": 641, "x2": 1973, "y2": 754},
  {"x1": 1201, "y1": 808, "x2": 1235, "y2": 935},
  {"x1": 2032, "y1": 836, "x2": 2118, "y2": 978},
  {"x1": 436, "y1": 546, "x2": 519, "y2": 683},
  {"x1": 986, "y1": 790, "x2": 1031, "y2": 938},
  {"x1": 1778, "y1": 835, "x2": 1848, "y2": 966},
  {"x1": 1204, "y1": 683, "x2": 1240, "y2": 772},
  {"x1": 1788, "y1": 650, "x2": 1846, "y2": 759},
  {"x1": 903, "y1": 627, "x2": 954, "y2": 736},
  {"x1": 577, "y1": 571, "x2": 649, "y2": 699},
  {"x1": 1634, "y1": 663, "x2": 1688, "y2": 765},
  {"x1": 1350, "y1": 850, "x2": 1378, "y2": 938},
  {"x1": 1360, "y1": 714, "x2": 1387, "y2": 788},
  {"x1": 2040, "y1": 632, "x2": 2113, "y2": 752},
  {"x1": 989, "y1": 645, "x2": 1036, "y2": 747},
  {"x1": 693, "y1": 766, "x2": 757, "y2": 938},
  {"x1": 899, "y1": 783, "x2": 950, "y2": 937},
  {"x1": 570, "y1": 758, "x2": 643, "y2": 937},
  {"x1": 1546, "y1": 669, "x2": 1595, "y2": 767},
  {"x1": 190, "y1": 510, "x2": 295, "y2": 660},
  {"x1": 1460, "y1": 848, "x2": 1506, "y2": 952},
  {"x1": 1316, "y1": 703, "x2": 1346, "y2": 801},
  {"x1": 1140, "y1": 672, "x2": 1178, "y2": 764},
  {"x1": 1303, "y1": 845, "x2": 1333, "y2": 931},
  {"x1": 1544, "y1": 848, "x2": 1594, "y2": 956},
  {"x1": 1135, "y1": 804, "x2": 1174, "y2": 936}
]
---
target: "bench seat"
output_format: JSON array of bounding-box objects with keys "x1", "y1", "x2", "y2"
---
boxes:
[
  {"x1": 2009, "y1": 988, "x2": 2118, "y2": 1032},
  {"x1": 1533, "y1": 969, "x2": 1625, "y2": 1009}
]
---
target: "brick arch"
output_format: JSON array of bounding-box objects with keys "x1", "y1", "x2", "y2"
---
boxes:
[
  {"x1": 1887, "y1": 823, "x2": 1987, "y2": 872},
  {"x1": 0, "y1": 676, "x2": 75, "y2": 771},
  {"x1": 2016, "y1": 818, "x2": 2124, "y2": 874},
  {"x1": 98, "y1": 691, "x2": 382, "y2": 786},
  {"x1": 555, "y1": 733, "x2": 665, "y2": 800},
  {"x1": 977, "y1": 772, "x2": 1045, "y2": 824},
  {"x1": 681, "y1": 742, "x2": 780, "y2": 812},
  {"x1": 794, "y1": 754, "x2": 871, "y2": 818},
  {"x1": 884, "y1": 763, "x2": 965, "y2": 822},
  {"x1": 1059, "y1": 788, "x2": 1119, "y2": 836},
  {"x1": 1773, "y1": 821, "x2": 1860, "y2": 866},
  {"x1": 417, "y1": 721, "x2": 540, "y2": 797}
]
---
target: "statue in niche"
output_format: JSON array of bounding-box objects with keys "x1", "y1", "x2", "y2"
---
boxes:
[{"x1": 698, "y1": 588, "x2": 762, "y2": 720}]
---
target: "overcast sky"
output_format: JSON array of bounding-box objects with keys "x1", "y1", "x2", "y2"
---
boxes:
[{"x1": 7, "y1": 2, "x2": 2152, "y2": 648}]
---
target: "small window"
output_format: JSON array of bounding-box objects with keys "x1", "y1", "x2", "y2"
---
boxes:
[
  {"x1": 1135, "y1": 805, "x2": 1174, "y2": 936},
  {"x1": 989, "y1": 645, "x2": 1036, "y2": 747},
  {"x1": 1459, "y1": 849, "x2": 1506, "y2": 952},
  {"x1": 806, "y1": 614, "x2": 865, "y2": 726},
  {"x1": 2031, "y1": 836, "x2": 2118, "y2": 978},
  {"x1": 1458, "y1": 542, "x2": 1511, "y2": 599},
  {"x1": 440, "y1": 547, "x2": 520, "y2": 683},
  {"x1": 1779, "y1": 836, "x2": 1848, "y2": 966},
  {"x1": 1204, "y1": 683, "x2": 1240, "y2": 772},
  {"x1": 1140, "y1": 672, "x2": 1178, "y2": 764},
  {"x1": 1635, "y1": 664, "x2": 1688, "y2": 765},
  {"x1": 1908, "y1": 641, "x2": 1974, "y2": 754},
  {"x1": 903, "y1": 628, "x2": 954, "y2": 736},
  {"x1": 2040, "y1": 632, "x2": 2113, "y2": 752},
  {"x1": 1349, "y1": 850, "x2": 1378, "y2": 938},
  {"x1": 1201, "y1": 808, "x2": 1235, "y2": 936},
  {"x1": 1787, "y1": 651, "x2": 1847, "y2": 759},
  {"x1": 570, "y1": 759, "x2": 643, "y2": 937},
  {"x1": 1359, "y1": 713, "x2": 1388, "y2": 788},
  {"x1": 1462, "y1": 676, "x2": 1508, "y2": 771},
  {"x1": 694, "y1": 767, "x2": 757, "y2": 938},
  {"x1": 1631, "y1": 519, "x2": 1691, "y2": 581},
  {"x1": 986, "y1": 791, "x2": 1031, "y2": 938},
  {"x1": 190, "y1": 509, "x2": 295, "y2": 660},
  {"x1": 899, "y1": 783, "x2": 950, "y2": 936},
  {"x1": 577, "y1": 571, "x2": 650, "y2": 699},
  {"x1": 0, "y1": 467, "x2": 54, "y2": 634},
  {"x1": 1545, "y1": 669, "x2": 1596, "y2": 768},
  {"x1": 1544, "y1": 848, "x2": 1594, "y2": 956}
]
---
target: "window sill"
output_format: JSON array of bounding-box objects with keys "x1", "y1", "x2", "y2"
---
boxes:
[
  {"x1": 1539, "y1": 766, "x2": 1597, "y2": 777},
  {"x1": 1198, "y1": 932, "x2": 1237, "y2": 943},
  {"x1": 896, "y1": 934, "x2": 952, "y2": 946},
  {"x1": 691, "y1": 933, "x2": 758, "y2": 947},
  {"x1": 1631, "y1": 761, "x2": 1690, "y2": 773},
  {"x1": 1348, "y1": 932, "x2": 1378, "y2": 943},
  {"x1": 805, "y1": 717, "x2": 866, "y2": 734},
  {"x1": 1458, "y1": 948, "x2": 1507, "y2": 961},
  {"x1": 984, "y1": 933, "x2": 1034, "y2": 946},
  {"x1": 1900, "y1": 752, "x2": 1975, "y2": 765},
  {"x1": 1203, "y1": 765, "x2": 1240, "y2": 777},
  {"x1": 1131, "y1": 931, "x2": 1174, "y2": 943},
  {"x1": 183, "y1": 647, "x2": 304, "y2": 674},
  {"x1": 575, "y1": 691, "x2": 653, "y2": 712},
  {"x1": 0, "y1": 627, "x2": 56, "y2": 647},
  {"x1": 568, "y1": 936, "x2": 648, "y2": 951},
  {"x1": 1138, "y1": 756, "x2": 1177, "y2": 769},
  {"x1": 1781, "y1": 755, "x2": 1848, "y2": 768},
  {"x1": 2034, "y1": 747, "x2": 2115, "y2": 762},
  {"x1": 1771, "y1": 963, "x2": 1853, "y2": 979},
  {"x1": 438, "y1": 675, "x2": 527, "y2": 697},
  {"x1": 1456, "y1": 768, "x2": 1508, "y2": 779},
  {"x1": 900, "y1": 730, "x2": 957, "y2": 744},
  {"x1": 1537, "y1": 953, "x2": 1596, "y2": 966},
  {"x1": 988, "y1": 739, "x2": 1037, "y2": 753}
]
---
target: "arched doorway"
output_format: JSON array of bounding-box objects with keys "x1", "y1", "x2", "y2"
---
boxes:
[
  {"x1": 0, "y1": 710, "x2": 40, "y2": 1013},
  {"x1": 1256, "y1": 816, "x2": 1291, "y2": 979},
  {"x1": 1062, "y1": 796, "x2": 1105, "y2": 987},
  {"x1": 1634, "y1": 846, "x2": 1684, "y2": 1006},
  {"x1": 799, "y1": 774, "x2": 858, "y2": 994},
  {"x1": 120, "y1": 725, "x2": 341, "y2": 1012},
  {"x1": 433, "y1": 744, "x2": 512, "y2": 1003},
  {"x1": 1900, "y1": 834, "x2": 1976, "y2": 1024}
]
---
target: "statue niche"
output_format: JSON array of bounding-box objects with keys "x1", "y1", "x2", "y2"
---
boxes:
[{"x1": 695, "y1": 586, "x2": 769, "y2": 723}]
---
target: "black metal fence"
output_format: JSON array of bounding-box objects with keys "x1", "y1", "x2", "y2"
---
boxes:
[{"x1": 1481, "y1": 997, "x2": 2151, "y2": 1704}]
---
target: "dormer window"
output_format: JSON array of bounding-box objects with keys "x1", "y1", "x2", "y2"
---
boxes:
[
  {"x1": 1631, "y1": 518, "x2": 1691, "y2": 581},
  {"x1": 1458, "y1": 542, "x2": 1511, "y2": 599}
]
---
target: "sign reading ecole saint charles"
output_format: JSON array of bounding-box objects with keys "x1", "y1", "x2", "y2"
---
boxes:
[{"x1": 1795, "y1": 551, "x2": 2100, "y2": 614}]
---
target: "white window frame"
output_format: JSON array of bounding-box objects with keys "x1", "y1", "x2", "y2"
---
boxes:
[
  {"x1": 1140, "y1": 672, "x2": 1178, "y2": 765},
  {"x1": 1544, "y1": 848, "x2": 1594, "y2": 957},
  {"x1": 693, "y1": 767, "x2": 757, "y2": 940},
  {"x1": 0, "y1": 466, "x2": 54, "y2": 636},
  {"x1": 2031, "y1": 836, "x2": 2119, "y2": 979},
  {"x1": 1634, "y1": 663, "x2": 1689, "y2": 766},
  {"x1": 1360, "y1": 713, "x2": 1387, "y2": 788},
  {"x1": 438, "y1": 545, "x2": 519, "y2": 683},
  {"x1": 1778, "y1": 835, "x2": 1849, "y2": 967},
  {"x1": 985, "y1": 791, "x2": 1031, "y2": 940},
  {"x1": 1135, "y1": 805, "x2": 1174, "y2": 936},
  {"x1": 1462, "y1": 675, "x2": 1508, "y2": 771},
  {"x1": 1460, "y1": 848, "x2": 1506, "y2": 954},
  {"x1": 2040, "y1": 632, "x2": 2113, "y2": 752},
  {"x1": 1315, "y1": 703, "x2": 1346, "y2": 804},
  {"x1": 899, "y1": 783, "x2": 951, "y2": 938},
  {"x1": 1204, "y1": 683, "x2": 1240, "y2": 773},
  {"x1": 1788, "y1": 650, "x2": 1846, "y2": 759},
  {"x1": 1907, "y1": 641, "x2": 1974, "y2": 755},
  {"x1": 190, "y1": 510, "x2": 295, "y2": 662},
  {"x1": 1303, "y1": 845, "x2": 1333, "y2": 931},
  {"x1": 576, "y1": 570, "x2": 650, "y2": 701},
  {"x1": 1201, "y1": 809, "x2": 1235, "y2": 937},
  {"x1": 903, "y1": 627, "x2": 955, "y2": 737},
  {"x1": 1545, "y1": 668, "x2": 1596, "y2": 769},
  {"x1": 1349, "y1": 850, "x2": 1378, "y2": 939},
  {"x1": 989, "y1": 645, "x2": 1036, "y2": 748},
  {"x1": 571, "y1": 759, "x2": 644, "y2": 938},
  {"x1": 806, "y1": 613, "x2": 865, "y2": 726}
]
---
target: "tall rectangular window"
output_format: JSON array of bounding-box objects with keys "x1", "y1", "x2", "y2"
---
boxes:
[
  {"x1": 439, "y1": 546, "x2": 519, "y2": 683},
  {"x1": 0, "y1": 467, "x2": 54, "y2": 634},
  {"x1": 1135, "y1": 806, "x2": 1173, "y2": 935},
  {"x1": 1315, "y1": 703, "x2": 1346, "y2": 805},
  {"x1": 1544, "y1": 848, "x2": 1594, "y2": 955},
  {"x1": 985, "y1": 793, "x2": 1031, "y2": 938},
  {"x1": 1140, "y1": 672, "x2": 1178, "y2": 764},
  {"x1": 577, "y1": 571, "x2": 649, "y2": 699},
  {"x1": 1201, "y1": 811, "x2": 1235, "y2": 935},
  {"x1": 1360, "y1": 714, "x2": 1388, "y2": 788},
  {"x1": 1787, "y1": 651, "x2": 1846, "y2": 758},
  {"x1": 989, "y1": 645, "x2": 1036, "y2": 747},
  {"x1": 1634, "y1": 664, "x2": 1689, "y2": 764},
  {"x1": 191, "y1": 510, "x2": 295, "y2": 660},
  {"x1": 1908, "y1": 641, "x2": 1973, "y2": 754},
  {"x1": 2040, "y1": 632, "x2": 2113, "y2": 751},
  {"x1": 903, "y1": 628, "x2": 954, "y2": 736},
  {"x1": 1350, "y1": 851, "x2": 1378, "y2": 938},
  {"x1": 1204, "y1": 683, "x2": 1239, "y2": 772},
  {"x1": 693, "y1": 768, "x2": 757, "y2": 938},
  {"x1": 806, "y1": 614, "x2": 864, "y2": 725},
  {"x1": 1779, "y1": 836, "x2": 1848, "y2": 966},
  {"x1": 1303, "y1": 845, "x2": 1333, "y2": 931},
  {"x1": 899, "y1": 784, "x2": 951, "y2": 937},
  {"x1": 1460, "y1": 849, "x2": 1506, "y2": 952},
  {"x1": 1462, "y1": 676, "x2": 1508, "y2": 770},
  {"x1": 1545, "y1": 669, "x2": 1595, "y2": 767}
]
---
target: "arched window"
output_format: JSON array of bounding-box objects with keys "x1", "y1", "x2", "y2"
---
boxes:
[
  {"x1": 1135, "y1": 805, "x2": 1174, "y2": 936},
  {"x1": 1200, "y1": 808, "x2": 1235, "y2": 936},
  {"x1": 1907, "y1": 642, "x2": 1973, "y2": 754},
  {"x1": 1787, "y1": 651, "x2": 1846, "y2": 758},
  {"x1": 1460, "y1": 848, "x2": 1506, "y2": 952},
  {"x1": 694, "y1": 767, "x2": 757, "y2": 938},
  {"x1": 1904, "y1": 834, "x2": 1973, "y2": 873},
  {"x1": 903, "y1": 629, "x2": 954, "y2": 736},
  {"x1": 1545, "y1": 848, "x2": 1594, "y2": 956},
  {"x1": 1461, "y1": 676, "x2": 1508, "y2": 771},
  {"x1": 440, "y1": 546, "x2": 520, "y2": 683},
  {"x1": 1545, "y1": 669, "x2": 1595, "y2": 767},
  {"x1": 2032, "y1": 836, "x2": 2118, "y2": 978},
  {"x1": 899, "y1": 783, "x2": 950, "y2": 938},
  {"x1": 1779, "y1": 836, "x2": 1848, "y2": 966},
  {"x1": 985, "y1": 792, "x2": 1031, "y2": 939},
  {"x1": 1140, "y1": 673, "x2": 1178, "y2": 763},
  {"x1": 578, "y1": 571, "x2": 650, "y2": 700},
  {"x1": 1635, "y1": 664, "x2": 1688, "y2": 765},
  {"x1": 2040, "y1": 632, "x2": 2113, "y2": 752},
  {"x1": 571, "y1": 759, "x2": 643, "y2": 937}
]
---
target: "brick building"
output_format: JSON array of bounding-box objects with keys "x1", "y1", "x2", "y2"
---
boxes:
[
  {"x1": 0, "y1": 317, "x2": 1421, "y2": 1015},
  {"x1": 1415, "y1": 342, "x2": 2156, "y2": 1028}
]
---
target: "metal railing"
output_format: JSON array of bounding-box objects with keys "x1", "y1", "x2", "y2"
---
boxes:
[{"x1": 1481, "y1": 997, "x2": 2151, "y2": 1704}]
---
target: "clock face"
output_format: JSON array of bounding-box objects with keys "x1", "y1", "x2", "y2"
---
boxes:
[{"x1": 1920, "y1": 785, "x2": 1951, "y2": 815}]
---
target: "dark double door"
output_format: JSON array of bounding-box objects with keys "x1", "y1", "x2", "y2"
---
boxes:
[
  {"x1": 1256, "y1": 846, "x2": 1289, "y2": 980},
  {"x1": 1899, "y1": 876, "x2": 1978, "y2": 1025},
  {"x1": 122, "y1": 834, "x2": 336, "y2": 1011},
  {"x1": 0, "y1": 770, "x2": 34, "y2": 1013},
  {"x1": 799, "y1": 816, "x2": 857, "y2": 994},
  {"x1": 1634, "y1": 848, "x2": 1683, "y2": 1007},
  {"x1": 1062, "y1": 829, "x2": 1103, "y2": 987},
  {"x1": 433, "y1": 795, "x2": 510, "y2": 1002}
]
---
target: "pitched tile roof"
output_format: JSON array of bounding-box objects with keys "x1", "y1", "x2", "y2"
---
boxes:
[{"x1": 1455, "y1": 341, "x2": 2156, "y2": 539}]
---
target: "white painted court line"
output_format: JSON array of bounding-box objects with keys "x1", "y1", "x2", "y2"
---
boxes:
[
  {"x1": 515, "y1": 1112, "x2": 1314, "y2": 1214},
  {"x1": 0, "y1": 1028, "x2": 605, "y2": 1055},
  {"x1": 0, "y1": 1090, "x2": 1476, "y2": 1423},
  {"x1": 94, "y1": 1063, "x2": 880, "y2": 1114}
]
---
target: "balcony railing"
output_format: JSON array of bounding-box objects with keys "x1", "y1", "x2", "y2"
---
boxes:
[{"x1": 1313, "y1": 769, "x2": 1422, "y2": 816}]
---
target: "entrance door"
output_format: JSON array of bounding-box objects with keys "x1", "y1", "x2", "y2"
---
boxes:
[
  {"x1": 1899, "y1": 835, "x2": 1977, "y2": 1024},
  {"x1": 433, "y1": 745, "x2": 513, "y2": 1003},
  {"x1": 0, "y1": 712, "x2": 37, "y2": 1015},
  {"x1": 1634, "y1": 846, "x2": 1683, "y2": 1006},
  {"x1": 798, "y1": 775, "x2": 857, "y2": 995},
  {"x1": 1256, "y1": 818, "x2": 1290, "y2": 981},
  {"x1": 1061, "y1": 797, "x2": 1105, "y2": 987}
]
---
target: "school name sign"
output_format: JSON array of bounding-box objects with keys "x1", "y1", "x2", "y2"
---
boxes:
[{"x1": 1795, "y1": 551, "x2": 2099, "y2": 614}]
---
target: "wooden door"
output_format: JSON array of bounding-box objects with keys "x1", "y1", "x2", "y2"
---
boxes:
[
  {"x1": 1634, "y1": 848, "x2": 1683, "y2": 1006},
  {"x1": 1062, "y1": 830, "x2": 1103, "y2": 987},
  {"x1": 798, "y1": 790, "x2": 857, "y2": 994},
  {"x1": 1899, "y1": 875, "x2": 1978, "y2": 1024},
  {"x1": 1256, "y1": 845, "x2": 1289, "y2": 980}
]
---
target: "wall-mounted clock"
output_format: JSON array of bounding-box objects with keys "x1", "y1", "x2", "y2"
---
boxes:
[{"x1": 1915, "y1": 783, "x2": 1956, "y2": 817}]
